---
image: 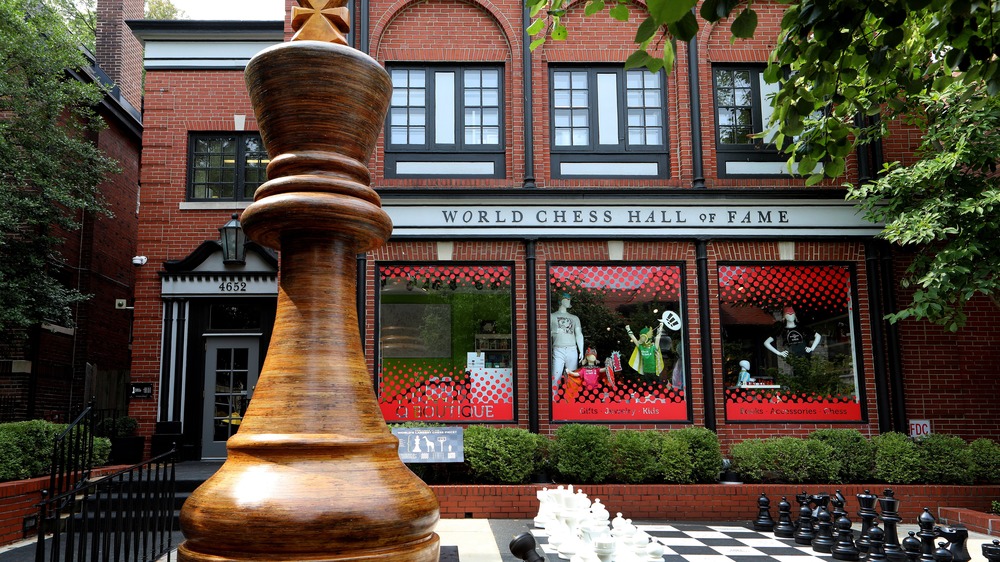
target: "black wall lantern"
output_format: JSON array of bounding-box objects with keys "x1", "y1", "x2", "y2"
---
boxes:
[{"x1": 219, "y1": 213, "x2": 247, "y2": 265}]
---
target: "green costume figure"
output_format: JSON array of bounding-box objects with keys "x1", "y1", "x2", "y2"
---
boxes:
[{"x1": 625, "y1": 324, "x2": 665, "y2": 378}]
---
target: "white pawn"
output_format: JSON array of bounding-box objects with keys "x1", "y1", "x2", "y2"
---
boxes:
[
  {"x1": 630, "y1": 530, "x2": 650, "y2": 558},
  {"x1": 591, "y1": 499, "x2": 610, "y2": 522},
  {"x1": 646, "y1": 540, "x2": 665, "y2": 561},
  {"x1": 594, "y1": 537, "x2": 616, "y2": 562},
  {"x1": 611, "y1": 513, "x2": 627, "y2": 534}
]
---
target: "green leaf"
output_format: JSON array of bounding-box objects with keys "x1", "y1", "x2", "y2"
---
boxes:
[
  {"x1": 646, "y1": 0, "x2": 697, "y2": 25},
  {"x1": 526, "y1": 18, "x2": 545, "y2": 35},
  {"x1": 824, "y1": 158, "x2": 846, "y2": 178},
  {"x1": 625, "y1": 49, "x2": 652, "y2": 70},
  {"x1": 731, "y1": 8, "x2": 758, "y2": 38},
  {"x1": 700, "y1": 0, "x2": 721, "y2": 22},
  {"x1": 584, "y1": 0, "x2": 605, "y2": 15},
  {"x1": 609, "y1": 3, "x2": 629, "y2": 21},
  {"x1": 805, "y1": 172, "x2": 826, "y2": 186},
  {"x1": 551, "y1": 23, "x2": 568, "y2": 40},
  {"x1": 662, "y1": 40, "x2": 676, "y2": 73},
  {"x1": 667, "y1": 11, "x2": 699, "y2": 42},
  {"x1": 635, "y1": 16, "x2": 659, "y2": 43},
  {"x1": 529, "y1": 37, "x2": 546, "y2": 50}
]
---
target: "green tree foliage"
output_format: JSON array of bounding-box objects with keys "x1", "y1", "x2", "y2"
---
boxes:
[
  {"x1": 526, "y1": 0, "x2": 1000, "y2": 329},
  {"x1": 0, "y1": 0, "x2": 119, "y2": 331},
  {"x1": 848, "y1": 84, "x2": 1000, "y2": 330},
  {"x1": 145, "y1": 0, "x2": 186, "y2": 20}
]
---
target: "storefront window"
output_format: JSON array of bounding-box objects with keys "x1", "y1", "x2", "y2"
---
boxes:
[
  {"x1": 549, "y1": 264, "x2": 688, "y2": 422},
  {"x1": 718, "y1": 264, "x2": 864, "y2": 422},
  {"x1": 378, "y1": 264, "x2": 514, "y2": 422}
]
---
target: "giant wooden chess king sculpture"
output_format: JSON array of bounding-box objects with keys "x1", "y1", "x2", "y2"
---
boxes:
[{"x1": 177, "y1": 1, "x2": 441, "y2": 560}]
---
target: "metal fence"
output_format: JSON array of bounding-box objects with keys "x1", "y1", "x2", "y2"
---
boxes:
[
  {"x1": 47, "y1": 404, "x2": 96, "y2": 502},
  {"x1": 34, "y1": 450, "x2": 177, "y2": 562}
]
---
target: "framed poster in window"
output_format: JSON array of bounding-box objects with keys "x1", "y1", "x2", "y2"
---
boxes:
[
  {"x1": 548, "y1": 263, "x2": 690, "y2": 423},
  {"x1": 718, "y1": 263, "x2": 866, "y2": 423}
]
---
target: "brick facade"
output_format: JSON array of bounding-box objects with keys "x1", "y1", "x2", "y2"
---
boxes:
[{"x1": 125, "y1": 0, "x2": 999, "y2": 460}]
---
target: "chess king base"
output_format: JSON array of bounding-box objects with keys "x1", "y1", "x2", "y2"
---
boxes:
[{"x1": 177, "y1": 37, "x2": 440, "y2": 562}]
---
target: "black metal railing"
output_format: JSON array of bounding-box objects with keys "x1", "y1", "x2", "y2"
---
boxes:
[
  {"x1": 48, "y1": 403, "x2": 95, "y2": 502},
  {"x1": 35, "y1": 450, "x2": 177, "y2": 562}
]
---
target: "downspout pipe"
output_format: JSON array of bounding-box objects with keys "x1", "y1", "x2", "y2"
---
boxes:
[
  {"x1": 880, "y1": 243, "x2": 906, "y2": 432},
  {"x1": 525, "y1": 239, "x2": 539, "y2": 432},
  {"x1": 688, "y1": 32, "x2": 706, "y2": 188},
  {"x1": 695, "y1": 240, "x2": 715, "y2": 430},
  {"x1": 359, "y1": 0, "x2": 369, "y2": 54},
  {"x1": 864, "y1": 241, "x2": 892, "y2": 433},
  {"x1": 521, "y1": 6, "x2": 536, "y2": 188}
]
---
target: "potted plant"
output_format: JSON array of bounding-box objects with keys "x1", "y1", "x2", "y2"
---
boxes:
[{"x1": 96, "y1": 416, "x2": 144, "y2": 465}]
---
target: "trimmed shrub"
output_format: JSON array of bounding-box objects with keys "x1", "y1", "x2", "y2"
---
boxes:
[
  {"x1": 969, "y1": 438, "x2": 1000, "y2": 484},
  {"x1": 0, "y1": 420, "x2": 62, "y2": 481},
  {"x1": 731, "y1": 437, "x2": 839, "y2": 483},
  {"x1": 93, "y1": 437, "x2": 112, "y2": 466},
  {"x1": 551, "y1": 424, "x2": 613, "y2": 484},
  {"x1": 915, "y1": 433, "x2": 973, "y2": 484},
  {"x1": 657, "y1": 433, "x2": 694, "y2": 483},
  {"x1": 671, "y1": 427, "x2": 723, "y2": 483},
  {"x1": 96, "y1": 416, "x2": 139, "y2": 438},
  {"x1": 808, "y1": 429, "x2": 875, "y2": 483},
  {"x1": 872, "y1": 432, "x2": 920, "y2": 484},
  {"x1": 464, "y1": 426, "x2": 539, "y2": 483},
  {"x1": 611, "y1": 430, "x2": 662, "y2": 483}
]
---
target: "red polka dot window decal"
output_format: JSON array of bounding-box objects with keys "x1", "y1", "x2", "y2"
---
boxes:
[{"x1": 718, "y1": 265, "x2": 851, "y2": 314}]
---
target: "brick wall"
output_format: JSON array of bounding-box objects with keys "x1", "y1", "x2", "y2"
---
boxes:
[{"x1": 96, "y1": 0, "x2": 144, "y2": 109}]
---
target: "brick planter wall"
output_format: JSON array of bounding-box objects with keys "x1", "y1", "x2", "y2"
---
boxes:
[
  {"x1": 0, "y1": 467, "x2": 123, "y2": 546},
  {"x1": 430, "y1": 483, "x2": 1000, "y2": 523}
]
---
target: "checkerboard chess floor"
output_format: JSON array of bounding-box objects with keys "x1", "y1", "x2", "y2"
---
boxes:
[{"x1": 531, "y1": 523, "x2": 860, "y2": 562}]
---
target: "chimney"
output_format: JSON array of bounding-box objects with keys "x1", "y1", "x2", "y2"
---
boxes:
[{"x1": 96, "y1": 0, "x2": 143, "y2": 110}]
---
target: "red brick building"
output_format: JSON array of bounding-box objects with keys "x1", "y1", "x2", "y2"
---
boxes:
[
  {"x1": 0, "y1": 0, "x2": 143, "y2": 423},
  {"x1": 127, "y1": 0, "x2": 999, "y2": 460}
]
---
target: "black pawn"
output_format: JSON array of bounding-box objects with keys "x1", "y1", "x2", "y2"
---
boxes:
[
  {"x1": 903, "y1": 531, "x2": 922, "y2": 562},
  {"x1": 832, "y1": 514, "x2": 860, "y2": 561},
  {"x1": 982, "y1": 540, "x2": 1000, "y2": 562},
  {"x1": 857, "y1": 489, "x2": 878, "y2": 553},
  {"x1": 775, "y1": 496, "x2": 796, "y2": 538},
  {"x1": 795, "y1": 501, "x2": 816, "y2": 545},
  {"x1": 509, "y1": 532, "x2": 545, "y2": 562},
  {"x1": 754, "y1": 493, "x2": 775, "y2": 532},
  {"x1": 918, "y1": 508, "x2": 938, "y2": 562},
  {"x1": 812, "y1": 507, "x2": 837, "y2": 554},
  {"x1": 868, "y1": 522, "x2": 889, "y2": 562},
  {"x1": 934, "y1": 542, "x2": 955, "y2": 562}
]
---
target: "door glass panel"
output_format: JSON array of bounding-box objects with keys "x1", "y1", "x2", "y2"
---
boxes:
[{"x1": 211, "y1": 347, "x2": 251, "y2": 442}]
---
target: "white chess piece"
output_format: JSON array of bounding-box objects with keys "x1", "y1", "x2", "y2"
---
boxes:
[
  {"x1": 534, "y1": 487, "x2": 552, "y2": 528},
  {"x1": 646, "y1": 540, "x2": 665, "y2": 561},
  {"x1": 590, "y1": 499, "x2": 609, "y2": 522},
  {"x1": 594, "y1": 537, "x2": 616, "y2": 562}
]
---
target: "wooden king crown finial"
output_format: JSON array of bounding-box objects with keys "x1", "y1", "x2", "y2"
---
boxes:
[{"x1": 292, "y1": 0, "x2": 350, "y2": 44}]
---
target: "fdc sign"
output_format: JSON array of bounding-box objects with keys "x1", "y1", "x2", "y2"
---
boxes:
[{"x1": 909, "y1": 419, "x2": 931, "y2": 437}]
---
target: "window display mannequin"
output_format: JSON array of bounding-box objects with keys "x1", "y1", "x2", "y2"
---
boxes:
[
  {"x1": 764, "y1": 306, "x2": 822, "y2": 358},
  {"x1": 625, "y1": 324, "x2": 665, "y2": 379},
  {"x1": 550, "y1": 293, "x2": 584, "y2": 387},
  {"x1": 566, "y1": 347, "x2": 617, "y2": 397},
  {"x1": 736, "y1": 359, "x2": 754, "y2": 387}
]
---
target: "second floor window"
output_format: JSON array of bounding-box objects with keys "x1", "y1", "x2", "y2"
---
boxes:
[
  {"x1": 713, "y1": 65, "x2": 792, "y2": 178},
  {"x1": 385, "y1": 65, "x2": 504, "y2": 178},
  {"x1": 549, "y1": 67, "x2": 668, "y2": 179},
  {"x1": 188, "y1": 133, "x2": 267, "y2": 201}
]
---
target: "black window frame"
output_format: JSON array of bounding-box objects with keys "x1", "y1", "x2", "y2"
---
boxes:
[
  {"x1": 548, "y1": 65, "x2": 670, "y2": 179},
  {"x1": 186, "y1": 132, "x2": 267, "y2": 202},
  {"x1": 384, "y1": 64, "x2": 505, "y2": 179},
  {"x1": 712, "y1": 64, "x2": 790, "y2": 178}
]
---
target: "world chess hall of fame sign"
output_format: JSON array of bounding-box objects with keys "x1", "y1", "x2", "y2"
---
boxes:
[
  {"x1": 377, "y1": 264, "x2": 515, "y2": 423},
  {"x1": 548, "y1": 263, "x2": 690, "y2": 423},
  {"x1": 718, "y1": 263, "x2": 865, "y2": 423}
]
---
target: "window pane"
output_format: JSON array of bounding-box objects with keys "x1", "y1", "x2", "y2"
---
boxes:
[
  {"x1": 378, "y1": 264, "x2": 515, "y2": 423},
  {"x1": 410, "y1": 71, "x2": 425, "y2": 87},
  {"x1": 719, "y1": 110, "x2": 733, "y2": 126},
  {"x1": 435, "y1": 72, "x2": 455, "y2": 145},
  {"x1": 482, "y1": 127, "x2": 500, "y2": 145},
  {"x1": 464, "y1": 89, "x2": 481, "y2": 106},
  {"x1": 626, "y1": 70, "x2": 642, "y2": 89},
  {"x1": 553, "y1": 71, "x2": 571, "y2": 89},
  {"x1": 627, "y1": 109, "x2": 643, "y2": 127},
  {"x1": 391, "y1": 127, "x2": 409, "y2": 144},
  {"x1": 411, "y1": 108, "x2": 425, "y2": 126},
  {"x1": 390, "y1": 107, "x2": 408, "y2": 125},
  {"x1": 718, "y1": 88, "x2": 735, "y2": 106},
  {"x1": 572, "y1": 128, "x2": 589, "y2": 145},
  {"x1": 734, "y1": 70, "x2": 751, "y2": 88},
  {"x1": 597, "y1": 73, "x2": 619, "y2": 146},
  {"x1": 736, "y1": 108, "x2": 752, "y2": 126},
  {"x1": 465, "y1": 107, "x2": 482, "y2": 126},
  {"x1": 554, "y1": 128, "x2": 572, "y2": 146},
  {"x1": 482, "y1": 69, "x2": 499, "y2": 87},
  {"x1": 738, "y1": 88, "x2": 754, "y2": 106},
  {"x1": 411, "y1": 127, "x2": 425, "y2": 144},
  {"x1": 391, "y1": 89, "x2": 408, "y2": 106},
  {"x1": 571, "y1": 110, "x2": 588, "y2": 127},
  {"x1": 482, "y1": 89, "x2": 499, "y2": 106},
  {"x1": 626, "y1": 90, "x2": 643, "y2": 107},
  {"x1": 391, "y1": 69, "x2": 409, "y2": 87},
  {"x1": 464, "y1": 70, "x2": 481, "y2": 88},
  {"x1": 645, "y1": 128, "x2": 662, "y2": 145},
  {"x1": 571, "y1": 72, "x2": 587, "y2": 88},
  {"x1": 645, "y1": 109, "x2": 661, "y2": 127},
  {"x1": 628, "y1": 128, "x2": 644, "y2": 145},
  {"x1": 483, "y1": 108, "x2": 499, "y2": 126},
  {"x1": 410, "y1": 88, "x2": 426, "y2": 106},
  {"x1": 554, "y1": 109, "x2": 571, "y2": 127},
  {"x1": 644, "y1": 89, "x2": 661, "y2": 107},
  {"x1": 465, "y1": 128, "x2": 482, "y2": 145},
  {"x1": 571, "y1": 90, "x2": 588, "y2": 108},
  {"x1": 554, "y1": 90, "x2": 571, "y2": 108}
]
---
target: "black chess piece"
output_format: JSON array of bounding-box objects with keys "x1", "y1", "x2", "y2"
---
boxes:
[
  {"x1": 795, "y1": 500, "x2": 816, "y2": 545},
  {"x1": 832, "y1": 490, "x2": 848, "y2": 521},
  {"x1": 934, "y1": 542, "x2": 955, "y2": 562},
  {"x1": 856, "y1": 489, "x2": 878, "y2": 553},
  {"x1": 794, "y1": 490, "x2": 809, "y2": 531},
  {"x1": 812, "y1": 507, "x2": 837, "y2": 554},
  {"x1": 868, "y1": 522, "x2": 889, "y2": 562},
  {"x1": 812, "y1": 493, "x2": 831, "y2": 513},
  {"x1": 903, "y1": 531, "x2": 922, "y2": 562},
  {"x1": 879, "y1": 488, "x2": 903, "y2": 555},
  {"x1": 918, "y1": 508, "x2": 938, "y2": 562},
  {"x1": 775, "y1": 496, "x2": 796, "y2": 538},
  {"x1": 755, "y1": 493, "x2": 775, "y2": 532},
  {"x1": 509, "y1": 532, "x2": 545, "y2": 562},
  {"x1": 832, "y1": 514, "x2": 861, "y2": 561},
  {"x1": 982, "y1": 540, "x2": 1000, "y2": 562},
  {"x1": 934, "y1": 525, "x2": 971, "y2": 562}
]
